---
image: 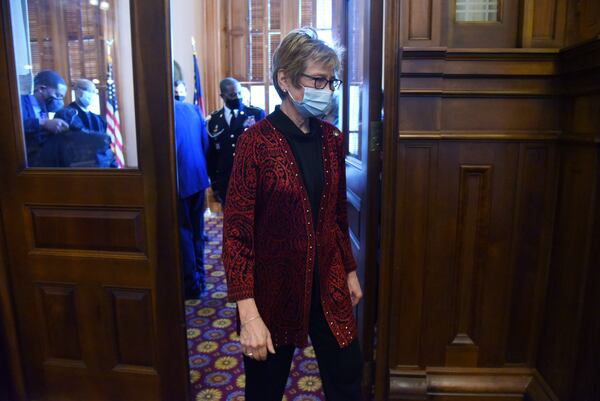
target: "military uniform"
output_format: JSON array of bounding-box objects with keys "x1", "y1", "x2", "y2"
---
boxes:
[{"x1": 207, "y1": 103, "x2": 265, "y2": 204}]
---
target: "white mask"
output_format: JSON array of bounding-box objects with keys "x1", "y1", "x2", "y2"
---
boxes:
[
  {"x1": 78, "y1": 90, "x2": 93, "y2": 108},
  {"x1": 289, "y1": 86, "x2": 333, "y2": 118}
]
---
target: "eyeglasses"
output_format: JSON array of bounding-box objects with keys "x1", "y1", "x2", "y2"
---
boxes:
[{"x1": 301, "y1": 74, "x2": 343, "y2": 91}]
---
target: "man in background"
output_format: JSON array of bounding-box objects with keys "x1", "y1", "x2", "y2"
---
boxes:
[
  {"x1": 174, "y1": 80, "x2": 187, "y2": 102},
  {"x1": 20, "y1": 70, "x2": 69, "y2": 166},
  {"x1": 55, "y1": 79, "x2": 117, "y2": 168},
  {"x1": 174, "y1": 98, "x2": 210, "y2": 299},
  {"x1": 56, "y1": 79, "x2": 106, "y2": 133},
  {"x1": 207, "y1": 77, "x2": 265, "y2": 204}
]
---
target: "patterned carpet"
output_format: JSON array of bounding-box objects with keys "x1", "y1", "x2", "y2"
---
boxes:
[{"x1": 186, "y1": 215, "x2": 326, "y2": 401}]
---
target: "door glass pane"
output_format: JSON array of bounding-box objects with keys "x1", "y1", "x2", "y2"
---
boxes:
[
  {"x1": 347, "y1": 0, "x2": 365, "y2": 159},
  {"x1": 10, "y1": 0, "x2": 138, "y2": 168},
  {"x1": 456, "y1": 0, "x2": 499, "y2": 22}
]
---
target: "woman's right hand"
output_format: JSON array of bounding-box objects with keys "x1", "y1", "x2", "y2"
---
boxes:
[
  {"x1": 237, "y1": 298, "x2": 275, "y2": 361},
  {"x1": 240, "y1": 316, "x2": 276, "y2": 361}
]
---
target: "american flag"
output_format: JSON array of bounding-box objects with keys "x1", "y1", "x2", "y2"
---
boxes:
[
  {"x1": 193, "y1": 53, "x2": 206, "y2": 115},
  {"x1": 106, "y1": 62, "x2": 125, "y2": 168}
]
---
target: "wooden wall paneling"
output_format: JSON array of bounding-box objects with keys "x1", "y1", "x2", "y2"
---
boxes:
[
  {"x1": 537, "y1": 144, "x2": 597, "y2": 401},
  {"x1": 448, "y1": 0, "x2": 520, "y2": 48},
  {"x1": 389, "y1": 141, "x2": 437, "y2": 369},
  {"x1": 504, "y1": 143, "x2": 557, "y2": 367},
  {"x1": 578, "y1": 0, "x2": 600, "y2": 44},
  {"x1": 571, "y1": 185, "x2": 600, "y2": 401},
  {"x1": 0, "y1": 204, "x2": 25, "y2": 401},
  {"x1": 534, "y1": 39, "x2": 600, "y2": 401},
  {"x1": 446, "y1": 143, "x2": 520, "y2": 369},
  {"x1": 281, "y1": 0, "x2": 299, "y2": 37},
  {"x1": 446, "y1": 163, "x2": 493, "y2": 368},
  {"x1": 521, "y1": 0, "x2": 567, "y2": 48},
  {"x1": 200, "y1": 0, "x2": 228, "y2": 114},
  {"x1": 565, "y1": 0, "x2": 600, "y2": 47},
  {"x1": 382, "y1": 43, "x2": 564, "y2": 399},
  {"x1": 401, "y1": 0, "x2": 442, "y2": 46},
  {"x1": 228, "y1": 0, "x2": 249, "y2": 83},
  {"x1": 48, "y1": 1, "x2": 70, "y2": 98}
]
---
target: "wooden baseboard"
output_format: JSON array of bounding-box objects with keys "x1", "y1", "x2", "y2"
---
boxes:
[
  {"x1": 388, "y1": 368, "x2": 560, "y2": 401},
  {"x1": 525, "y1": 371, "x2": 560, "y2": 401}
]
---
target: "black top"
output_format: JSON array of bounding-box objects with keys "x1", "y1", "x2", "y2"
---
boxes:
[{"x1": 267, "y1": 106, "x2": 324, "y2": 225}]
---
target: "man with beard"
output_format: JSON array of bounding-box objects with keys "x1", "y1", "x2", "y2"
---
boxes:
[{"x1": 20, "y1": 70, "x2": 69, "y2": 166}]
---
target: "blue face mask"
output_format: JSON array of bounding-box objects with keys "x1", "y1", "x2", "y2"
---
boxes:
[{"x1": 289, "y1": 86, "x2": 333, "y2": 118}]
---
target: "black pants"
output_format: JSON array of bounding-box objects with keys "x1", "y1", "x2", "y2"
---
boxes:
[
  {"x1": 243, "y1": 300, "x2": 363, "y2": 401},
  {"x1": 178, "y1": 190, "x2": 206, "y2": 298}
]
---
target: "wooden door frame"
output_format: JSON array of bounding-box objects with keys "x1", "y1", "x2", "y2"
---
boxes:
[
  {"x1": 374, "y1": 0, "x2": 402, "y2": 399},
  {"x1": 360, "y1": 0, "x2": 384, "y2": 393},
  {"x1": 341, "y1": 0, "x2": 384, "y2": 394},
  {"x1": 0, "y1": 209, "x2": 26, "y2": 401},
  {"x1": 0, "y1": 0, "x2": 189, "y2": 399},
  {"x1": 0, "y1": 1, "x2": 32, "y2": 398}
]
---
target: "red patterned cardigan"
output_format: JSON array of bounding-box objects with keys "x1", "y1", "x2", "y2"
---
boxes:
[{"x1": 222, "y1": 117, "x2": 358, "y2": 348}]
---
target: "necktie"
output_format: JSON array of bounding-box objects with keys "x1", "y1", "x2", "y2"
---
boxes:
[{"x1": 230, "y1": 110, "x2": 237, "y2": 126}]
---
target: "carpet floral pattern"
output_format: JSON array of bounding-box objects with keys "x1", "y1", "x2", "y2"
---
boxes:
[{"x1": 186, "y1": 215, "x2": 325, "y2": 401}]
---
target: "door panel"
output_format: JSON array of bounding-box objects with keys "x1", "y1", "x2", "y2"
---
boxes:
[
  {"x1": 345, "y1": 0, "x2": 383, "y2": 391},
  {"x1": 0, "y1": 0, "x2": 188, "y2": 399}
]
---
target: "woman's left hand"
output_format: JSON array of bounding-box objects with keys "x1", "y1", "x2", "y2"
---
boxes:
[{"x1": 347, "y1": 271, "x2": 363, "y2": 307}]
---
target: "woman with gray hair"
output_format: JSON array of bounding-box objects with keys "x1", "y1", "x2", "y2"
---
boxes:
[{"x1": 223, "y1": 27, "x2": 363, "y2": 401}]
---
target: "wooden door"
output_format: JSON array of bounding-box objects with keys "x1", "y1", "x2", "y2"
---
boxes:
[
  {"x1": 374, "y1": 1, "x2": 568, "y2": 400},
  {"x1": 0, "y1": 0, "x2": 189, "y2": 400},
  {"x1": 343, "y1": 0, "x2": 383, "y2": 392}
]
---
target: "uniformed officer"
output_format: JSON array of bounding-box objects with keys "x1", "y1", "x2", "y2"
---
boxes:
[{"x1": 207, "y1": 77, "x2": 266, "y2": 204}]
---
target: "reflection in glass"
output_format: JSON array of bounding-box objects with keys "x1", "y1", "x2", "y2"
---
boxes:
[
  {"x1": 456, "y1": 0, "x2": 499, "y2": 22},
  {"x1": 9, "y1": 0, "x2": 137, "y2": 168},
  {"x1": 346, "y1": 0, "x2": 364, "y2": 159}
]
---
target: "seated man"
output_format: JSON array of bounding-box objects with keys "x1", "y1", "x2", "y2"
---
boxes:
[
  {"x1": 55, "y1": 79, "x2": 117, "y2": 168},
  {"x1": 20, "y1": 70, "x2": 69, "y2": 167}
]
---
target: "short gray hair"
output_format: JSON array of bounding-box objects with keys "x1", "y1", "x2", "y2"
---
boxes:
[
  {"x1": 75, "y1": 78, "x2": 95, "y2": 92},
  {"x1": 272, "y1": 27, "x2": 342, "y2": 99}
]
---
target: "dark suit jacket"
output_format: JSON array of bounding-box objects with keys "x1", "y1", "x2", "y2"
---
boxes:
[
  {"x1": 207, "y1": 103, "x2": 265, "y2": 201},
  {"x1": 174, "y1": 101, "x2": 210, "y2": 198},
  {"x1": 54, "y1": 102, "x2": 117, "y2": 168},
  {"x1": 20, "y1": 94, "x2": 50, "y2": 167},
  {"x1": 223, "y1": 118, "x2": 358, "y2": 349},
  {"x1": 55, "y1": 102, "x2": 107, "y2": 133}
]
